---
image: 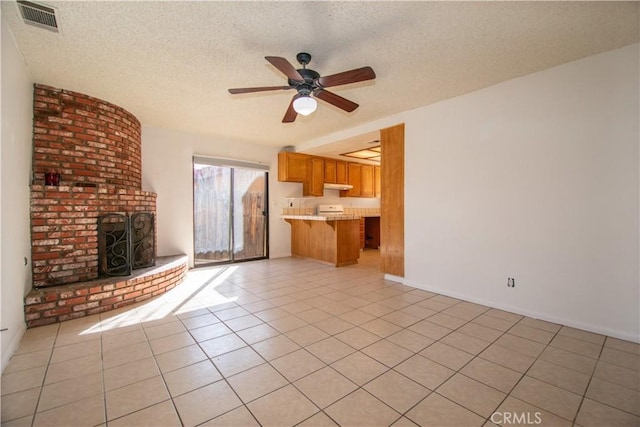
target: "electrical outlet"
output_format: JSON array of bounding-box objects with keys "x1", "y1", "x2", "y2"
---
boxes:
[{"x1": 507, "y1": 277, "x2": 515, "y2": 288}]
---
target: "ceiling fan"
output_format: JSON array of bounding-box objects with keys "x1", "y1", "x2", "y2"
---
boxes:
[{"x1": 228, "y1": 53, "x2": 376, "y2": 123}]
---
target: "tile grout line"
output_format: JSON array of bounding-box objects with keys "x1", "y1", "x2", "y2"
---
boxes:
[
  {"x1": 185, "y1": 278, "x2": 424, "y2": 424},
  {"x1": 29, "y1": 323, "x2": 60, "y2": 427},
  {"x1": 485, "y1": 318, "x2": 587, "y2": 425},
  {"x1": 179, "y1": 305, "x2": 265, "y2": 427},
  {"x1": 569, "y1": 334, "x2": 633, "y2": 425},
  {"x1": 4, "y1": 256, "x2": 638, "y2": 427},
  {"x1": 139, "y1": 314, "x2": 186, "y2": 427},
  {"x1": 393, "y1": 304, "x2": 607, "y2": 424},
  {"x1": 395, "y1": 307, "x2": 501, "y2": 425},
  {"x1": 192, "y1": 264, "x2": 632, "y2": 424},
  {"x1": 162, "y1": 299, "x2": 504, "y2": 425},
  {"x1": 282, "y1": 296, "x2": 481, "y2": 424},
  {"x1": 474, "y1": 316, "x2": 564, "y2": 425},
  {"x1": 99, "y1": 325, "x2": 108, "y2": 427}
]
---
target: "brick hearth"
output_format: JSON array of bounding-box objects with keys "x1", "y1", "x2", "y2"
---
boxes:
[{"x1": 24, "y1": 255, "x2": 188, "y2": 328}]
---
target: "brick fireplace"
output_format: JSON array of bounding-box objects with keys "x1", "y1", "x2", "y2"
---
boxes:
[{"x1": 24, "y1": 84, "x2": 187, "y2": 327}]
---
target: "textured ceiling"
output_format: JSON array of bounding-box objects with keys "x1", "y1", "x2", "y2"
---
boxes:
[{"x1": 2, "y1": 1, "x2": 638, "y2": 149}]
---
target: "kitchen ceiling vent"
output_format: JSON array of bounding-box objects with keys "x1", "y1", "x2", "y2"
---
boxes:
[{"x1": 17, "y1": 1, "x2": 59, "y2": 32}]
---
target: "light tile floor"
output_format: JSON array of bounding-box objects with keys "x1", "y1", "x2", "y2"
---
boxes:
[{"x1": 1, "y1": 251, "x2": 639, "y2": 426}]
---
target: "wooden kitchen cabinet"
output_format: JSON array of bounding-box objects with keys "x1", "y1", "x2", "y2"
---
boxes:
[
  {"x1": 324, "y1": 160, "x2": 348, "y2": 185},
  {"x1": 304, "y1": 157, "x2": 324, "y2": 197},
  {"x1": 278, "y1": 152, "x2": 309, "y2": 182},
  {"x1": 285, "y1": 218, "x2": 360, "y2": 267},
  {"x1": 341, "y1": 163, "x2": 379, "y2": 198},
  {"x1": 360, "y1": 165, "x2": 375, "y2": 198},
  {"x1": 278, "y1": 152, "x2": 324, "y2": 197},
  {"x1": 346, "y1": 163, "x2": 361, "y2": 197},
  {"x1": 324, "y1": 160, "x2": 337, "y2": 183},
  {"x1": 280, "y1": 151, "x2": 375, "y2": 198},
  {"x1": 336, "y1": 161, "x2": 348, "y2": 185}
]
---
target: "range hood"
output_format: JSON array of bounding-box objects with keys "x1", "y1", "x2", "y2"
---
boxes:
[{"x1": 324, "y1": 183, "x2": 353, "y2": 190}]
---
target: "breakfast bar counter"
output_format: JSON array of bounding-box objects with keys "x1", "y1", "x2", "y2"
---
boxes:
[{"x1": 283, "y1": 215, "x2": 360, "y2": 267}]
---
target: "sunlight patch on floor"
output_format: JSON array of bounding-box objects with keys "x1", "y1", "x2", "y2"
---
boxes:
[{"x1": 80, "y1": 265, "x2": 239, "y2": 335}]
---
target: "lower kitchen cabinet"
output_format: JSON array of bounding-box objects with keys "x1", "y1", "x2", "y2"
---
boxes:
[{"x1": 285, "y1": 218, "x2": 360, "y2": 266}]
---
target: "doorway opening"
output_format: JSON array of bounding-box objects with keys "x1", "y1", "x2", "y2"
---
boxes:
[{"x1": 193, "y1": 157, "x2": 269, "y2": 266}]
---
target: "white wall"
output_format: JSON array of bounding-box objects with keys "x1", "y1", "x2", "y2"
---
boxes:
[
  {"x1": 300, "y1": 44, "x2": 640, "y2": 342},
  {"x1": 1, "y1": 20, "x2": 34, "y2": 371},
  {"x1": 405, "y1": 43, "x2": 639, "y2": 342},
  {"x1": 141, "y1": 126, "x2": 294, "y2": 264}
]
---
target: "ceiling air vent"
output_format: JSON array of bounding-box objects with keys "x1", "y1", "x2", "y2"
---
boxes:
[{"x1": 17, "y1": 1, "x2": 59, "y2": 32}]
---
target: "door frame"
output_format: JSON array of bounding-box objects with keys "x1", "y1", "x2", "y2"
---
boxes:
[{"x1": 192, "y1": 156, "x2": 270, "y2": 267}]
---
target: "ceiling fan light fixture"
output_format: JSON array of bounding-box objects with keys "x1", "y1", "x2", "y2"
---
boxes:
[
  {"x1": 292, "y1": 96, "x2": 317, "y2": 116},
  {"x1": 228, "y1": 53, "x2": 375, "y2": 123}
]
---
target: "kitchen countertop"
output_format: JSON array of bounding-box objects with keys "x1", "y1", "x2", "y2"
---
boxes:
[{"x1": 281, "y1": 214, "x2": 360, "y2": 221}]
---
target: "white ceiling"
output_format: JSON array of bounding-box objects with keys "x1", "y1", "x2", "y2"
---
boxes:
[{"x1": 2, "y1": 1, "x2": 638, "y2": 150}]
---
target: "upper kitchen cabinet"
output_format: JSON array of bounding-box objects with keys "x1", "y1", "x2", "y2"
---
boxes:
[
  {"x1": 278, "y1": 151, "x2": 375, "y2": 198},
  {"x1": 360, "y1": 165, "x2": 375, "y2": 198},
  {"x1": 345, "y1": 163, "x2": 362, "y2": 197},
  {"x1": 339, "y1": 163, "x2": 377, "y2": 198},
  {"x1": 324, "y1": 160, "x2": 337, "y2": 183},
  {"x1": 304, "y1": 157, "x2": 324, "y2": 197},
  {"x1": 336, "y1": 161, "x2": 348, "y2": 185},
  {"x1": 375, "y1": 166, "x2": 381, "y2": 198},
  {"x1": 277, "y1": 151, "x2": 323, "y2": 196},
  {"x1": 278, "y1": 152, "x2": 309, "y2": 182},
  {"x1": 324, "y1": 160, "x2": 348, "y2": 185}
]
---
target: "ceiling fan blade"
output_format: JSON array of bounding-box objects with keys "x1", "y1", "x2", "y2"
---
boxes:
[
  {"x1": 228, "y1": 86, "x2": 291, "y2": 94},
  {"x1": 265, "y1": 56, "x2": 304, "y2": 81},
  {"x1": 282, "y1": 97, "x2": 298, "y2": 123},
  {"x1": 314, "y1": 89, "x2": 359, "y2": 112},
  {"x1": 317, "y1": 66, "x2": 376, "y2": 88}
]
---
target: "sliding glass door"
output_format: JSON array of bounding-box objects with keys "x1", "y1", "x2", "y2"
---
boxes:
[
  {"x1": 193, "y1": 157, "x2": 268, "y2": 265},
  {"x1": 232, "y1": 168, "x2": 268, "y2": 261}
]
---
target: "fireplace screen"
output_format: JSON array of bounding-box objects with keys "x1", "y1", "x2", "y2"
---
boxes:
[{"x1": 98, "y1": 213, "x2": 155, "y2": 276}]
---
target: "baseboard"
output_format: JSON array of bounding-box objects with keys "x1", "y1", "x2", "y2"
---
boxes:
[
  {"x1": 384, "y1": 273, "x2": 404, "y2": 284},
  {"x1": 396, "y1": 277, "x2": 640, "y2": 344},
  {"x1": 268, "y1": 252, "x2": 292, "y2": 259},
  {"x1": 1, "y1": 322, "x2": 26, "y2": 375}
]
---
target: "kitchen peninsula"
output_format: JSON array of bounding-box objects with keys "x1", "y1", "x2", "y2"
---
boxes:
[{"x1": 282, "y1": 205, "x2": 360, "y2": 267}]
